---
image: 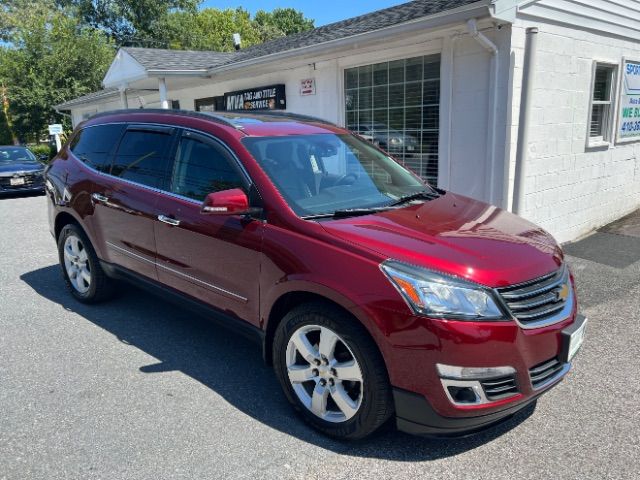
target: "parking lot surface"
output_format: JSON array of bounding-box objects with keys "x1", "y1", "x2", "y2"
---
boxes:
[{"x1": 1, "y1": 194, "x2": 639, "y2": 480}]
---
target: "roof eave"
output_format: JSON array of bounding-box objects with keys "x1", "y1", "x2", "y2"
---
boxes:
[
  {"x1": 54, "y1": 90, "x2": 120, "y2": 111},
  {"x1": 207, "y1": 1, "x2": 498, "y2": 76},
  {"x1": 146, "y1": 69, "x2": 210, "y2": 76}
]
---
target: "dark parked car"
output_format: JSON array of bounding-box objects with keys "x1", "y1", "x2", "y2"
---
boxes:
[
  {"x1": 0, "y1": 146, "x2": 46, "y2": 194},
  {"x1": 353, "y1": 122, "x2": 419, "y2": 153},
  {"x1": 45, "y1": 110, "x2": 586, "y2": 440}
]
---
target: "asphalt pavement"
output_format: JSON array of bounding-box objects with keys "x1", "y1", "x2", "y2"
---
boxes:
[{"x1": 1, "y1": 193, "x2": 638, "y2": 480}]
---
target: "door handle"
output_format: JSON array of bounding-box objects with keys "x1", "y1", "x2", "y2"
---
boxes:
[
  {"x1": 91, "y1": 193, "x2": 109, "y2": 203},
  {"x1": 157, "y1": 214, "x2": 181, "y2": 226}
]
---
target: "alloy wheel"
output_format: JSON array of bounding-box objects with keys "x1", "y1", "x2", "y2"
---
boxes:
[
  {"x1": 63, "y1": 234, "x2": 91, "y2": 294},
  {"x1": 286, "y1": 324, "x2": 363, "y2": 423}
]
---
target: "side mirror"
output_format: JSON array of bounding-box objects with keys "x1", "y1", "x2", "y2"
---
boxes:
[
  {"x1": 201, "y1": 188, "x2": 254, "y2": 216},
  {"x1": 38, "y1": 154, "x2": 49, "y2": 162}
]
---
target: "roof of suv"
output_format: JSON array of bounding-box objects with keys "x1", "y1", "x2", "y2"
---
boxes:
[{"x1": 86, "y1": 109, "x2": 344, "y2": 137}]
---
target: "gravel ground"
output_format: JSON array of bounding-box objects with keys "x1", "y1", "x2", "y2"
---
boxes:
[{"x1": 1, "y1": 193, "x2": 638, "y2": 480}]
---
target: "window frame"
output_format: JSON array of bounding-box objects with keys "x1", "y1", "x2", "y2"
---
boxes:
[
  {"x1": 109, "y1": 124, "x2": 178, "y2": 190},
  {"x1": 167, "y1": 130, "x2": 251, "y2": 202},
  {"x1": 587, "y1": 61, "x2": 618, "y2": 148},
  {"x1": 68, "y1": 122, "x2": 257, "y2": 206}
]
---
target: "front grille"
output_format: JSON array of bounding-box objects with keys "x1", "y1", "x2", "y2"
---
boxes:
[
  {"x1": 480, "y1": 376, "x2": 518, "y2": 400},
  {"x1": 529, "y1": 357, "x2": 563, "y2": 388},
  {"x1": 497, "y1": 266, "x2": 570, "y2": 327}
]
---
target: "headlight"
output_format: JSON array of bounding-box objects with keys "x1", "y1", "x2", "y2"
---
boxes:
[
  {"x1": 380, "y1": 260, "x2": 506, "y2": 320},
  {"x1": 389, "y1": 137, "x2": 402, "y2": 145}
]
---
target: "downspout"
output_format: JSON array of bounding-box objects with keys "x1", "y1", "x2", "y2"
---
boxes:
[
  {"x1": 466, "y1": 19, "x2": 500, "y2": 205},
  {"x1": 512, "y1": 27, "x2": 538, "y2": 215}
]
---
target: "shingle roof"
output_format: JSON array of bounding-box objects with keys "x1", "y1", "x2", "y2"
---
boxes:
[
  {"x1": 219, "y1": 0, "x2": 485, "y2": 66},
  {"x1": 57, "y1": 0, "x2": 490, "y2": 109},
  {"x1": 56, "y1": 88, "x2": 119, "y2": 109},
  {"x1": 122, "y1": 47, "x2": 235, "y2": 71},
  {"x1": 123, "y1": 0, "x2": 485, "y2": 71}
]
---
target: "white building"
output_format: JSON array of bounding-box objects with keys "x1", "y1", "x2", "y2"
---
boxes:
[{"x1": 56, "y1": 0, "x2": 640, "y2": 243}]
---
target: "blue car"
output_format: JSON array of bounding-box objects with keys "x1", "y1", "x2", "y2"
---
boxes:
[{"x1": 0, "y1": 146, "x2": 46, "y2": 195}]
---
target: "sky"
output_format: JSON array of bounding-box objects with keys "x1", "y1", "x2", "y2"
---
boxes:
[{"x1": 200, "y1": 1, "x2": 408, "y2": 26}]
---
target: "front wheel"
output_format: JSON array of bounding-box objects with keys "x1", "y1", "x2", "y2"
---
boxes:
[{"x1": 273, "y1": 302, "x2": 393, "y2": 439}]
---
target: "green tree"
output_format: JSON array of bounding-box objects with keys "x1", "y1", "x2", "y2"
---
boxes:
[
  {"x1": 55, "y1": 0, "x2": 200, "y2": 47},
  {"x1": 152, "y1": 6, "x2": 315, "y2": 52},
  {"x1": 0, "y1": 3, "x2": 113, "y2": 142},
  {"x1": 254, "y1": 8, "x2": 314, "y2": 42},
  {"x1": 153, "y1": 7, "x2": 262, "y2": 51}
]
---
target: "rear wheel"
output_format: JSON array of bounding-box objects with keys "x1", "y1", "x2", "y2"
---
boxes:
[
  {"x1": 273, "y1": 302, "x2": 393, "y2": 439},
  {"x1": 57, "y1": 223, "x2": 115, "y2": 303}
]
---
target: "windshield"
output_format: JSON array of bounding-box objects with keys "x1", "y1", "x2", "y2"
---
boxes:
[
  {"x1": 242, "y1": 133, "x2": 432, "y2": 217},
  {"x1": 0, "y1": 147, "x2": 36, "y2": 164}
]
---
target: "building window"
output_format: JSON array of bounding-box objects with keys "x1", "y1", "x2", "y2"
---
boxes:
[
  {"x1": 345, "y1": 54, "x2": 440, "y2": 186},
  {"x1": 195, "y1": 96, "x2": 225, "y2": 112},
  {"x1": 589, "y1": 63, "x2": 617, "y2": 145}
]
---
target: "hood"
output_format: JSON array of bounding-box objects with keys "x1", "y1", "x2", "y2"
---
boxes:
[
  {"x1": 320, "y1": 193, "x2": 563, "y2": 288},
  {"x1": 0, "y1": 161, "x2": 43, "y2": 175}
]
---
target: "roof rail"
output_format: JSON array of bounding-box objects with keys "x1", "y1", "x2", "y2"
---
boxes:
[
  {"x1": 225, "y1": 110, "x2": 338, "y2": 126},
  {"x1": 87, "y1": 108, "x2": 240, "y2": 129},
  {"x1": 87, "y1": 108, "x2": 339, "y2": 129}
]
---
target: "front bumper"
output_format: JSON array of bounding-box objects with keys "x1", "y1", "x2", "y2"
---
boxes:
[
  {"x1": 394, "y1": 387, "x2": 541, "y2": 436},
  {"x1": 391, "y1": 313, "x2": 586, "y2": 436},
  {"x1": 0, "y1": 181, "x2": 45, "y2": 194}
]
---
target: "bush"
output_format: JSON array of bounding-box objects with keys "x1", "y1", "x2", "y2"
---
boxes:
[{"x1": 28, "y1": 143, "x2": 56, "y2": 162}]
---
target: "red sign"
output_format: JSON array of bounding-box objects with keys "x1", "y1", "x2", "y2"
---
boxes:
[{"x1": 300, "y1": 78, "x2": 316, "y2": 96}]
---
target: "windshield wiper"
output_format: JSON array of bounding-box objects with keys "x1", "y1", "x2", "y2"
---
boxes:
[
  {"x1": 391, "y1": 189, "x2": 441, "y2": 206},
  {"x1": 303, "y1": 206, "x2": 396, "y2": 220},
  {"x1": 302, "y1": 189, "x2": 443, "y2": 220}
]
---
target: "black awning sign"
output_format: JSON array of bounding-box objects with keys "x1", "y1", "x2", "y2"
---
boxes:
[{"x1": 224, "y1": 84, "x2": 286, "y2": 111}]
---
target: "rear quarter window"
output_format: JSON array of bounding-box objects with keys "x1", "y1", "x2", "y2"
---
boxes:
[{"x1": 69, "y1": 124, "x2": 125, "y2": 172}]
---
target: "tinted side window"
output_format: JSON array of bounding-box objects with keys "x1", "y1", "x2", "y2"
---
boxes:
[
  {"x1": 70, "y1": 124, "x2": 124, "y2": 172},
  {"x1": 111, "y1": 128, "x2": 174, "y2": 189},
  {"x1": 170, "y1": 135, "x2": 245, "y2": 201}
]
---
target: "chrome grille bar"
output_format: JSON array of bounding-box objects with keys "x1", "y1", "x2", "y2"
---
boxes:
[{"x1": 496, "y1": 265, "x2": 572, "y2": 329}]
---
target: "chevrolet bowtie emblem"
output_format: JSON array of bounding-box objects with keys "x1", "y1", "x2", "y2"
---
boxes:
[{"x1": 557, "y1": 284, "x2": 569, "y2": 301}]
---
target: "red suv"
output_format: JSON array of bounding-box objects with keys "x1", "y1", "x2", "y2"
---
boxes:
[{"x1": 45, "y1": 110, "x2": 586, "y2": 439}]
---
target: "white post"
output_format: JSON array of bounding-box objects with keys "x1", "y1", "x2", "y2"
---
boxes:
[
  {"x1": 438, "y1": 33, "x2": 458, "y2": 190},
  {"x1": 54, "y1": 134, "x2": 62, "y2": 152},
  {"x1": 466, "y1": 19, "x2": 499, "y2": 205},
  {"x1": 159, "y1": 77, "x2": 169, "y2": 109},
  {"x1": 119, "y1": 85, "x2": 128, "y2": 109}
]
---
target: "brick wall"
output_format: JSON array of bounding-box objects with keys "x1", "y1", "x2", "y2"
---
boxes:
[{"x1": 509, "y1": 20, "x2": 640, "y2": 243}]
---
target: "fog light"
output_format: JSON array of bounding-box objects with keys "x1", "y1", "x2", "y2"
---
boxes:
[
  {"x1": 447, "y1": 386, "x2": 479, "y2": 404},
  {"x1": 437, "y1": 363, "x2": 515, "y2": 380},
  {"x1": 441, "y1": 379, "x2": 485, "y2": 405},
  {"x1": 437, "y1": 363, "x2": 518, "y2": 406}
]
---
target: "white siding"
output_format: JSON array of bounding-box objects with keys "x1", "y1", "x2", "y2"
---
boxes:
[
  {"x1": 518, "y1": 0, "x2": 640, "y2": 41},
  {"x1": 447, "y1": 26, "x2": 512, "y2": 205},
  {"x1": 509, "y1": 15, "x2": 640, "y2": 243}
]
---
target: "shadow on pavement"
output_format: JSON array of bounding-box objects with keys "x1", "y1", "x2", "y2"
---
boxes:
[{"x1": 21, "y1": 264, "x2": 535, "y2": 461}]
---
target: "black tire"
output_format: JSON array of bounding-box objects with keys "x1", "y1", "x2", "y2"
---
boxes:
[
  {"x1": 273, "y1": 301, "x2": 393, "y2": 440},
  {"x1": 57, "y1": 223, "x2": 115, "y2": 303}
]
